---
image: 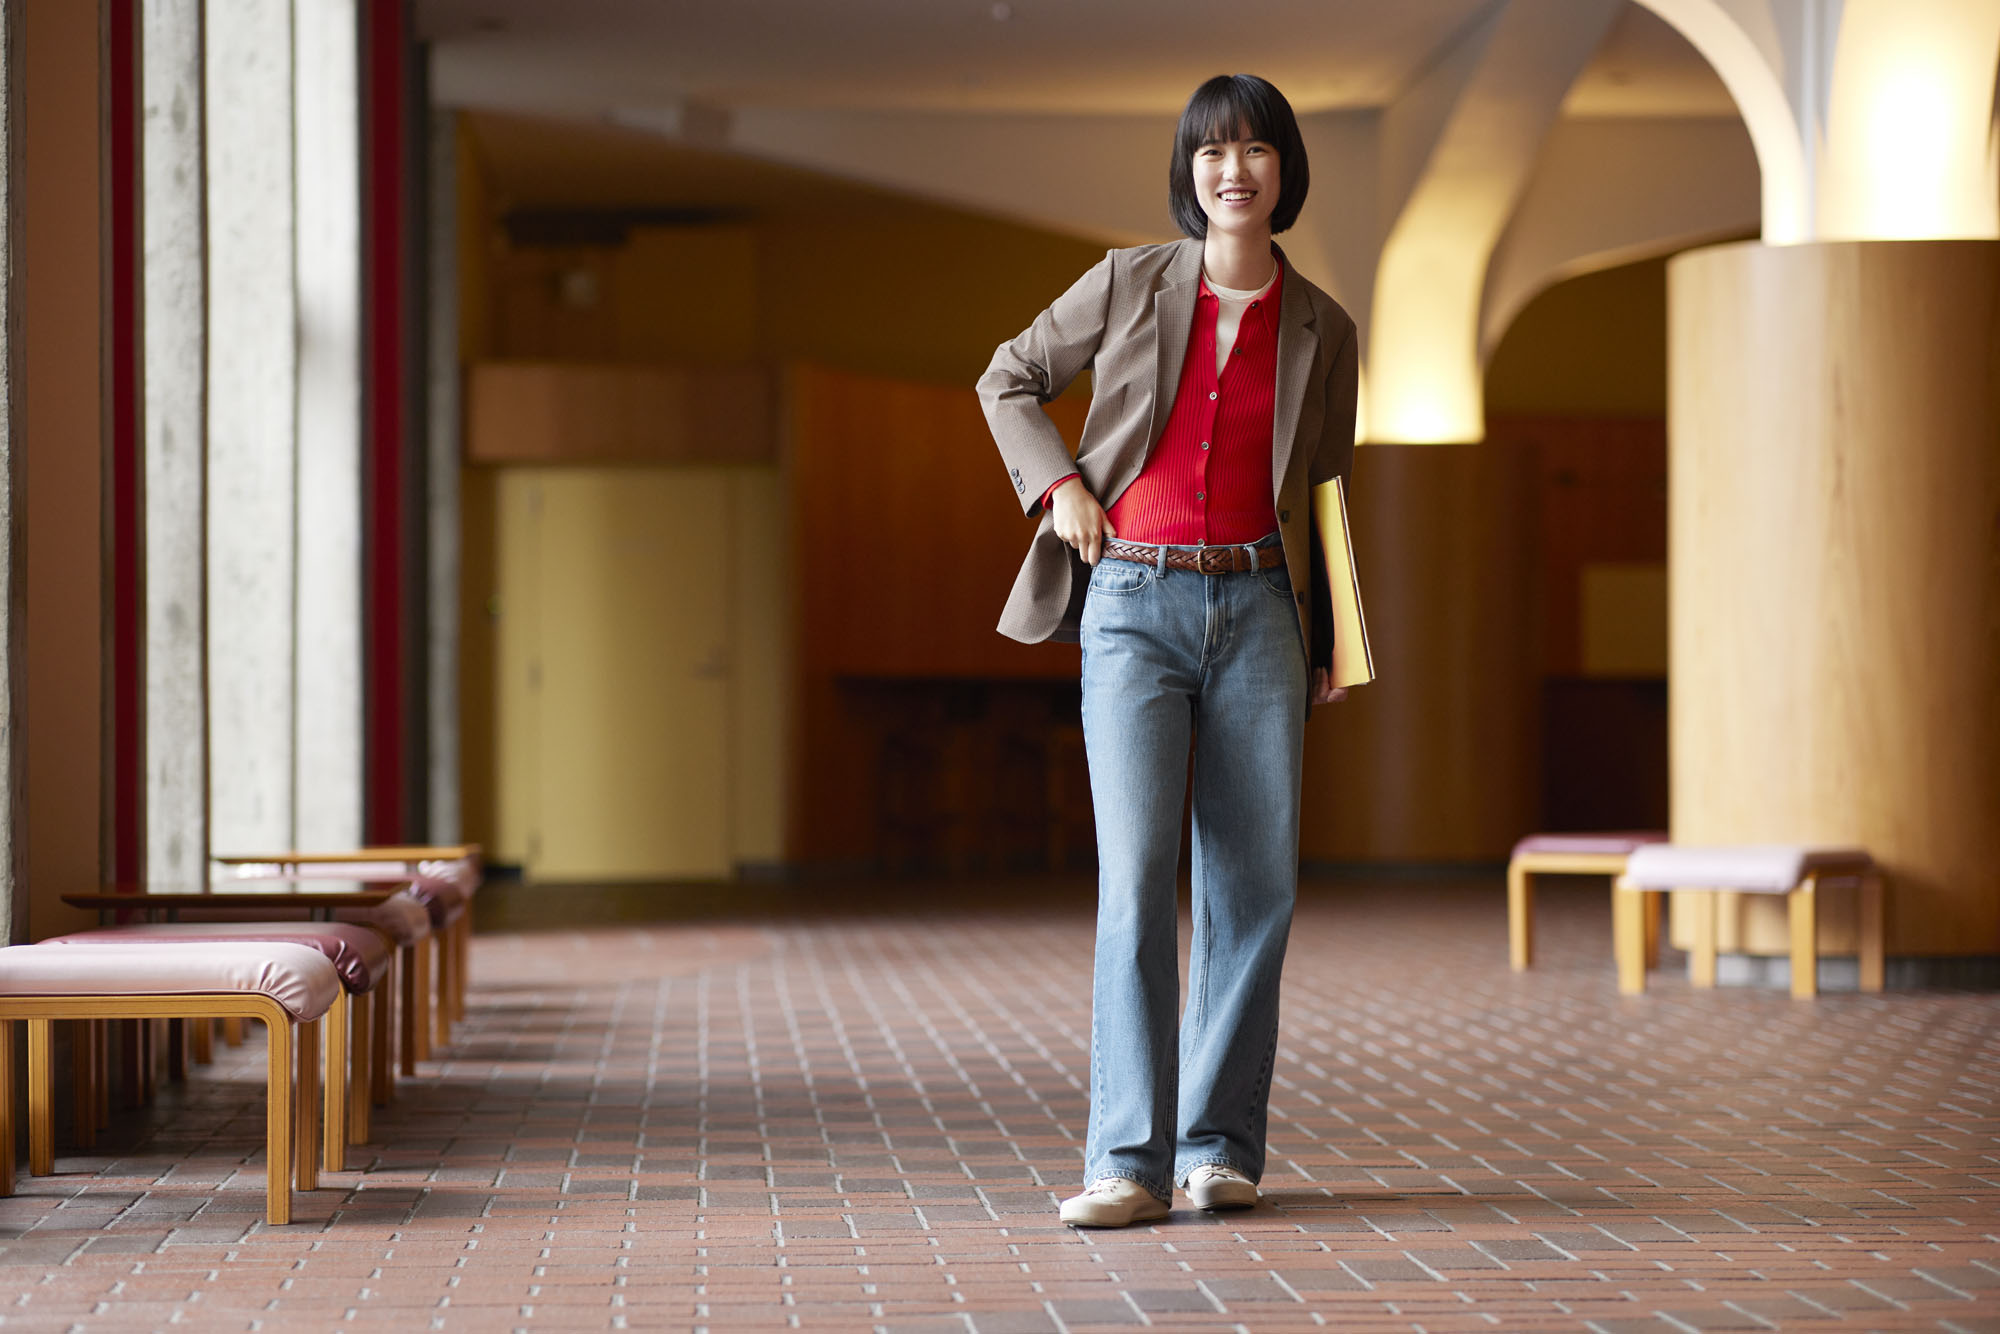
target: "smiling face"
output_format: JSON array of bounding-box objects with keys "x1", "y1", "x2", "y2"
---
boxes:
[{"x1": 1192, "y1": 131, "x2": 1281, "y2": 240}]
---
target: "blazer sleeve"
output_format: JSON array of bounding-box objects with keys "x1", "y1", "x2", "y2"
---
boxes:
[
  {"x1": 977, "y1": 250, "x2": 1114, "y2": 516},
  {"x1": 1310, "y1": 315, "x2": 1359, "y2": 488}
]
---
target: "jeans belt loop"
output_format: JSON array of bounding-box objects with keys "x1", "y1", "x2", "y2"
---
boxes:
[
  {"x1": 1246, "y1": 544, "x2": 1260, "y2": 572},
  {"x1": 1154, "y1": 543, "x2": 1168, "y2": 576}
]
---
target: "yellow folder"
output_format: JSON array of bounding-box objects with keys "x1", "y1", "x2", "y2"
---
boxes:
[{"x1": 1320, "y1": 475, "x2": 1374, "y2": 688}]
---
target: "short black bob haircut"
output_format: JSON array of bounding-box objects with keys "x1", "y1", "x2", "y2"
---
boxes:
[{"x1": 1168, "y1": 74, "x2": 1309, "y2": 239}]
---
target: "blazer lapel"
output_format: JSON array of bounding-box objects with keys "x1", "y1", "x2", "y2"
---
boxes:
[
  {"x1": 1269, "y1": 246, "x2": 1319, "y2": 498},
  {"x1": 1142, "y1": 238, "x2": 1204, "y2": 457}
]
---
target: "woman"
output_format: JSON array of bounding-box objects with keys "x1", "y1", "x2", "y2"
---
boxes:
[{"x1": 977, "y1": 74, "x2": 1360, "y2": 1228}]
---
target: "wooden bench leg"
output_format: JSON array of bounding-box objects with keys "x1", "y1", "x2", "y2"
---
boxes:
[
  {"x1": 1613, "y1": 880, "x2": 1647, "y2": 994},
  {"x1": 1507, "y1": 861, "x2": 1532, "y2": 971},
  {"x1": 190, "y1": 1015, "x2": 213, "y2": 1065},
  {"x1": 1859, "y1": 872, "x2": 1886, "y2": 992},
  {"x1": 222, "y1": 1016, "x2": 244, "y2": 1048},
  {"x1": 454, "y1": 913, "x2": 470, "y2": 1022},
  {"x1": 167, "y1": 1018, "x2": 188, "y2": 1083},
  {"x1": 402, "y1": 939, "x2": 431, "y2": 1073},
  {"x1": 119, "y1": 1019, "x2": 143, "y2": 1109},
  {"x1": 348, "y1": 989, "x2": 372, "y2": 1145},
  {"x1": 1789, "y1": 875, "x2": 1819, "y2": 999},
  {"x1": 1690, "y1": 891, "x2": 1718, "y2": 988},
  {"x1": 139, "y1": 1019, "x2": 158, "y2": 1104},
  {"x1": 322, "y1": 992, "x2": 348, "y2": 1174},
  {"x1": 72, "y1": 1020, "x2": 96, "y2": 1150},
  {"x1": 432, "y1": 929, "x2": 453, "y2": 1052},
  {"x1": 27, "y1": 1019, "x2": 54, "y2": 1176},
  {"x1": 373, "y1": 958, "x2": 395, "y2": 1106},
  {"x1": 92, "y1": 1021, "x2": 109, "y2": 1132},
  {"x1": 294, "y1": 1016, "x2": 319, "y2": 1195},
  {"x1": 1642, "y1": 890, "x2": 1663, "y2": 970},
  {"x1": 0, "y1": 1018, "x2": 14, "y2": 1197},
  {"x1": 262, "y1": 1011, "x2": 294, "y2": 1226}
]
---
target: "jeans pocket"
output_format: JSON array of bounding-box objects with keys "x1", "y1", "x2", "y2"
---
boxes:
[
  {"x1": 1088, "y1": 559, "x2": 1152, "y2": 597},
  {"x1": 1258, "y1": 564, "x2": 1294, "y2": 601}
]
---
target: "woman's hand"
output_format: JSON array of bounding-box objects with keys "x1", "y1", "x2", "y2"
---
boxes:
[
  {"x1": 1051, "y1": 477, "x2": 1117, "y2": 565},
  {"x1": 1311, "y1": 669, "x2": 1347, "y2": 706}
]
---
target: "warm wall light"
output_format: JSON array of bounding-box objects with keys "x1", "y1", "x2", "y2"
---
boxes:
[
  {"x1": 1366, "y1": 239, "x2": 1484, "y2": 444},
  {"x1": 1821, "y1": 0, "x2": 2000, "y2": 240}
]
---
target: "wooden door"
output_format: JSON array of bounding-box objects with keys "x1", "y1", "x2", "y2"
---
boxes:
[{"x1": 495, "y1": 468, "x2": 734, "y2": 880}]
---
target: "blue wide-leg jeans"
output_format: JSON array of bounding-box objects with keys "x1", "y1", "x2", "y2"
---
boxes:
[{"x1": 1078, "y1": 539, "x2": 1308, "y2": 1201}]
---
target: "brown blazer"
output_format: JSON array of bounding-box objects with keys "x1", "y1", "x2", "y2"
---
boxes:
[{"x1": 977, "y1": 236, "x2": 1360, "y2": 668}]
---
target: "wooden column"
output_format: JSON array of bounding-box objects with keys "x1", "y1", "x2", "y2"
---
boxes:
[
  {"x1": 1668, "y1": 241, "x2": 2000, "y2": 958},
  {"x1": 1299, "y1": 441, "x2": 1540, "y2": 861},
  {"x1": 17, "y1": 0, "x2": 104, "y2": 940}
]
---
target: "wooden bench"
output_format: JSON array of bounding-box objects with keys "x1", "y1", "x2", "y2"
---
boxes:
[
  {"x1": 1614, "y1": 844, "x2": 1885, "y2": 998},
  {"x1": 41, "y1": 922, "x2": 392, "y2": 1169},
  {"x1": 217, "y1": 846, "x2": 482, "y2": 1055},
  {"x1": 0, "y1": 941, "x2": 342, "y2": 1225},
  {"x1": 1507, "y1": 832, "x2": 1667, "y2": 970}
]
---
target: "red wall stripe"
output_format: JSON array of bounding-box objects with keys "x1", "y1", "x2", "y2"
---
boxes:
[
  {"x1": 108, "y1": 0, "x2": 142, "y2": 883},
  {"x1": 363, "y1": 0, "x2": 407, "y2": 845}
]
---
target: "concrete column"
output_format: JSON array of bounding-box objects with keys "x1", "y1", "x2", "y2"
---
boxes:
[
  {"x1": 292, "y1": 0, "x2": 362, "y2": 849},
  {"x1": 142, "y1": 0, "x2": 208, "y2": 884},
  {"x1": 205, "y1": 0, "x2": 296, "y2": 852},
  {"x1": 425, "y1": 104, "x2": 461, "y2": 843}
]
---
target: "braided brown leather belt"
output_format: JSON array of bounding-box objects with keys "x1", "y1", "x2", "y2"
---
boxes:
[{"x1": 1102, "y1": 541, "x2": 1286, "y2": 575}]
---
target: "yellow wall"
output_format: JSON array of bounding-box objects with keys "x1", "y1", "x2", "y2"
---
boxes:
[
  {"x1": 752, "y1": 212, "x2": 1106, "y2": 388},
  {"x1": 1485, "y1": 256, "x2": 1670, "y2": 418},
  {"x1": 474, "y1": 211, "x2": 1104, "y2": 388}
]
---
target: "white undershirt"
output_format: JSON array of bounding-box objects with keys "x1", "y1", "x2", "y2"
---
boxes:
[{"x1": 1204, "y1": 266, "x2": 1279, "y2": 379}]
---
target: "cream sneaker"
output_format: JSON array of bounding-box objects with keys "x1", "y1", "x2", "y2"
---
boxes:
[
  {"x1": 1058, "y1": 1178, "x2": 1171, "y2": 1227},
  {"x1": 1185, "y1": 1164, "x2": 1259, "y2": 1210}
]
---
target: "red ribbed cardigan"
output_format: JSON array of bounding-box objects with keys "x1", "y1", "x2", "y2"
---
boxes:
[{"x1": 1042, "y1": 265, "x2": 1283, "y2": 546}]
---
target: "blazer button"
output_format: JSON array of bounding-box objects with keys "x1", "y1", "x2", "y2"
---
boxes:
[
  {"x1": 1280, "y1": 509, "x2": 1290, "y2": 521},
  {"x1": 1296, "y1": 592, "x2": 1306, "y2": 603}
]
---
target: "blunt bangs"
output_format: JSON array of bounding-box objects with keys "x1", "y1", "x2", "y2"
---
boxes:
[{"x1": 1167, "y1": 74, "x2": 1310, "y2": 239}]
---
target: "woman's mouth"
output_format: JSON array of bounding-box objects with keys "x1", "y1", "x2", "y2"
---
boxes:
[{"x1": 1218, "y1": 189, "x2": 1256, "y2": 205}]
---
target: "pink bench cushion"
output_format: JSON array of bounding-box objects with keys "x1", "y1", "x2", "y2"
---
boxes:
[
  {"x1": 400, "y1": 878, "x2": 467, "y2": 929},
  {"x1": 335, "y1": 894, "x2": 432, "y2": 946},
  {"x1": 41, "y1": 922, "x2": 389, "y2": 994},
  {"x1": 0, "y1": 941, "x2": 341, "y2": 1022},
  {"x1": 1513, "y1": 832, "x2": 1668, "y2": 858},
  {"x1": 1624, "y1": 844, "x2": 1874, "y2": 893},
  {"x1": 417, "y1": 858, "x2": 479, "y2": 891},
  {"x1": 226, "y1": 857, "x2": 476, "y2": 891}
]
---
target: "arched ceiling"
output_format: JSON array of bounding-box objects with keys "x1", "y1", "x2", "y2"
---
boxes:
[
  {"x1": 423, "y1": 0, "x2": 1733, "y2": 121},
  {"x1": 431, "y1": 0, "x2": 1757, "y2": 443}
]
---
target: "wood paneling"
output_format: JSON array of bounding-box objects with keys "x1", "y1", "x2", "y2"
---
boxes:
[
  {"x1": 17, "y1": 0, "x2": 104, "y2": 940},
  {"x1": 783, "y1": 363, "x2": 1086, "y2": 864},
  {"x1": 1492, "y1": 416, "x2": 1667, "y2": 678},
  {"x1": 1669, "y1": 240, "x2": 2000, "y2": 957},
  {"x1": 466, "y1": 361, "x2": 776, "y2": 464}
]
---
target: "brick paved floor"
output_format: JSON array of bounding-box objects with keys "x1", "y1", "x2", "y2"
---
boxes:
[{"x1": 3, "y1": 878, "x2": 1998, "y2": 1332}]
